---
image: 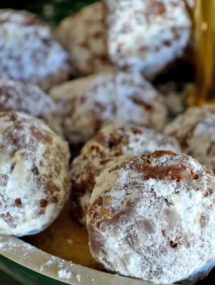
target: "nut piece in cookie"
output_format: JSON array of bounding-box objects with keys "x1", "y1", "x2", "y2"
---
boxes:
[
  {"x1": 56, "y1": 3, "x2": 112, "y2": 76},
  {"x1": 71, "y1": 124, "x2": 180, "y2": 224},
  {"x1": 87, "y1": 151, "x2": 215, "y2": 284},
  {"x1": 104, "y1": 0, "x2": 192, "y2": 78},
  {"x1": 50, "y1": 71, "x2": 167, "y2": 145},
  {"x1": 0, "y1": 9, "x2": 70, "y2": 90},
  {"x1": 0, "y1": 112, "x2": 70, "y2": 237}
]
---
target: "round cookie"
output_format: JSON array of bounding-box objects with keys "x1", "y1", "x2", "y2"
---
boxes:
[
  {"x1": 56, "y1": 3, "x2": 112, "y2": 76},
  {"x1": 104, "y1": 0, "x2": 192, "y2": 78},
  {"x1": 165, "y1": 105, "x2": 215, "y2": 174},
  {"x1": 0, "y1": 9, "x2": 70, "y2": 90},
  {"x1": 0, "y1": 78, "x2": 64, "y2": 137},
  {"x1": 50, "y1": 71, "x2": 168, "y2": 145},
  {"x1": 0, "y1": 78, "x2": 56, "y2": 118},
  {"x1": 71, "y1": 124, "x2": 180, "y2": 224},
  {"x1": 87, "y1": 151, "x2": 215, "y2": 284},
  {"x1": 0, "y1": 111, "x2": 70, "y2": 237}
]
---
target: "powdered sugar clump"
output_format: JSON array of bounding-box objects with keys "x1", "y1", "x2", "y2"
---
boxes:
[
  {"x1": 58, "y1": 268, "x2": 73, "y2": 279},
  {"x1": 87, "y1": 151, "x2": 215, "y2": 284}
]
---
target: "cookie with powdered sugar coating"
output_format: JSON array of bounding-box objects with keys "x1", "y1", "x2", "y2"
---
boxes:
[
  {"x1": 0, "y1": 112, "x2": 70, "y2": 237},
  {"x1": 87, "y1": 151, "x2": 215, "y2": 284},
  {"x1": 50, "y1": 71, "x2": 168, "y2": 145},
  {"x1": 104, "y1": 0, "x2": 192, "y2": 78},
  {"x1": 0, "y1": 78, "x2": 65, "y2": 137},
  {"x1": 71, "y1": 124, "x2": 180, "y2": 224},
  {"x1": 0, "y1": 79, "x2": 56, "y2": 118},
  {"x1": 0, "y1": 9, "x2": 70, "y2": 90},
  {"x1": 56, "y1": 2, "x2": 112, "y2": 76},
  {"x1": 165, "y1": 105, "x2": 215, "y2": 174}
]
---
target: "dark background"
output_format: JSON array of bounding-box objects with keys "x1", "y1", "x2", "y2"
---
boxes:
[{"x1": 0, "y1": 0, "x2": 96, "y2": 24}]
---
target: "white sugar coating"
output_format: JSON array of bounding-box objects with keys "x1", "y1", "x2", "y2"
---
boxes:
[
  {"x1": 0, "y1": 78, "x2": 56, "y2": 118},
  {"x1": 50, "y1": 71, "x2": 167, "y2": 145},
  {"x1": 104, "y1": 0, "x2": 192, "y2": 78},
  {"x1": 56, "y1": 2, "x2": 112, "y2": 76},
  {"x1": 0, "y1": 9, "x2": 70, "y2": 90},
  {"x1": 71, "y1": 124, "x2": 180, "y2": 224},
  {"x1": 0, "y1": 111, "x2": 70, "y2": 237},
  {"x1": 87, "y1": 151, "x2": 215, "y2": 284},
  {"x1": 58, "y1": 269, "x2": 73, "y2": 279},
  {"x1": 165, "y1": 105, "x2": 215, "y2": 174}
]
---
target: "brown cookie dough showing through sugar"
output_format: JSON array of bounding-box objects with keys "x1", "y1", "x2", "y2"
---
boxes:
[{"x1": 87, "y1": 151, "x2": 215, "y2": 284}]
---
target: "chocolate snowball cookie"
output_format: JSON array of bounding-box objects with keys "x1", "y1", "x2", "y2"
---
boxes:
[
  {"x1": 87, "y1": 151, "x2": 215, "y2": 284},
  {"x1": 165, "y1": 105, "x2": 215, "y2": 174},
  {"x1": 104, "y1": 0, "x2": 192, "y2": 78},
  {"x1": 50, "y1": 71, "x2": 167, "y2": 145},
  {"x1": 56, "y1": 3, "x2": 112, "y2": 76},
  {"x1": 0, "y1": 9, "x2": 70, "y2": 90},
  {"x1": 0, "y1": 78, "x2": 56, "y2": 118},
  {"x1": 0, "y1": 112, "x2": 70, "y2": 237},
  {"x1": 71, "y1": 124, "x2": 180, "y2": 224},
  {"x1": 0, "y1": 78, "x2": 65, "y2": 137}
]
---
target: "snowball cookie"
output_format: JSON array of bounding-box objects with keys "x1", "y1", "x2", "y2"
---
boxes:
[
  {"x1": 104, "y1": 0, "x2": 192, "y2": 78},
  {"x1": 0, "y1": 78, "x2": 56, "y2": 118},
  {"x1": 71, "y1": 124, "x2": 180, "y2": 224},
  {"x1": 0, "y1": 112, "x2": 70, "y2": 237},
  {"x1": 165, "y1": 105, "x2": 215, "y2": 174},
  {"x1": 56, "y1": 3, "x2": 112, "y2": 76},
  {"x1": 0, "y1": 78, "x2": 64, "y2": 137},
  {"x1": 87, "y1": 151, "x2": 215, "y2": 284},
  {"x1": 50, "y1": 71, "x2": 167, "y2": 145},
  {"x1": 0, "y1": 9, "x2": 70, "y2": 90}
]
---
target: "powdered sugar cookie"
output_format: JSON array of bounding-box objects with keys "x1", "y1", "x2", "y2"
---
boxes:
[
  {"x1": 104, "y1": 0, "x2": 192, "y2": 78},
  {"x1": 0, "y1": 78, "x2": 56, "y2": 118},
  {"x1": 87, "y1": 151, "x2": 215, "y2": 284},
  {"x1": 0, "y1": 9, "x2": 70, "y2": 90},
  {"x1": 71, "y1": 124, "x2": 180, "y2": 224},
  {"x1": 0, "y1": 112, "x2": 70, "y2": 237},
  {"x1": 50, "y1": 71, "x2": 167, "y2": 145},
  {"x1": 165, "y1": 105, "x2": 215, "y2": 174},
  {"x1": 56, "y1": 3, "x2": 111, "y2": 76}
]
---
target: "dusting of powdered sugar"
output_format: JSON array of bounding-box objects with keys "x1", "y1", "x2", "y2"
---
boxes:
[
  {"x1": 58, "y1": 268, "x2": 73, "y2": 279},
  {"x1": 0, "y1": 9, "x2": 69, "y2": 88},
  {"x1": 105, "y1": 0, "x2": 192, "y2": 78},
  {"x1": 0, "y1": 111, "x2": 70, "y2": 237},
  {"x1": 165, "y1": 105, "x2": 215, "y2": 174},
  {"x1": 50, "y1": 71, "x2": 167, "y2": 145},
  {"x1": 87, "y1": 151, "x2": 215, "y2": 284},
  {"x1": 70, "y1": 124, "x2": 180, "y2": 224}
]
